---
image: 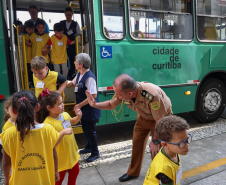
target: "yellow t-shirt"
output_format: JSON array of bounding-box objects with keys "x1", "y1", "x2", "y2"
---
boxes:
[
  {"x1": 23, "y1": 34, "x2": 32, "y2": 63},
  {"x1": 0, "y1": 124, "x2": 60, "y2": 185},
  {"x1": 33, "y1": 70, "x2": 58, "y2": 98},
  {"x1": 30, "y1": 33, "x2": 50, "y2": 63},
  {"x1": 143, "y1": 148, "x2": 181, "y2": 185},
  {"x1": 50, "y1": 34, "x2": 68, "y2": 64},
  {"x1": 2, "y1": 119, "x2": 15, "y2": 132},
  {"x1": 44, "y1": 112, "x2": 80, "y2": 172}
]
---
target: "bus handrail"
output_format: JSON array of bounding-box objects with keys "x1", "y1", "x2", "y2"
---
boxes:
[
  {"x1": 13, "y1": 24, "x2": 25, "y2": 90},
  {"x1": 130, "y1": 8, "x2": 191, "y2": 15},
  {"x1": 82, "y1": 25, "x2": 87, "y2": 53},
  {"x1": 22, "y1": 36, "x2": 29, "y2": 90}
]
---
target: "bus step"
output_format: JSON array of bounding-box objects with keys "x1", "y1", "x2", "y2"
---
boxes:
[{"x1": 72, "y1": 125, "x2": 83, "y2": 134}]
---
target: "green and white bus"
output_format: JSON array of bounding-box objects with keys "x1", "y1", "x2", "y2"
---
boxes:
[{"x1": 0, "y1": 0, "x2": 226, "y2": 131}]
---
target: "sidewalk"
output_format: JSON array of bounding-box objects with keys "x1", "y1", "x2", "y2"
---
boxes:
[{"x1": 72, "y1": 132, "x2": 226, "y2": 185}]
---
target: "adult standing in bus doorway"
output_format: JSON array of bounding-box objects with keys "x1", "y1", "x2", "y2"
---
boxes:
[
  {"x1": 67, "y1": 53, "x2": 101, "y2": 163},
  {"x1": 23, "y1": 5, "x2": 50, "y2": 34},
  {"x1": 60, "y1": 7, "x2": 81, "y2": 80},
  {"x1": 85, "y1": 74, "x2": 172, "y2": 182}
]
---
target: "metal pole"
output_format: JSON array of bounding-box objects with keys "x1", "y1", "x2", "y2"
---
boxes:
[{"x1": 8, "y1": 0, "x2": 21, "y2": 92}]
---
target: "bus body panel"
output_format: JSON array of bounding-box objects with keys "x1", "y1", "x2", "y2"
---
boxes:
[
  {"x1": 0, "y1": 0, "x2": 10, "y2": 128},
  {"x1": 94, "y1": 0, "x2": 226, "y2": 125}
]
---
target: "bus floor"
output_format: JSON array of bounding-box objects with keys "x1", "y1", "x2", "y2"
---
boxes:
[{"x1": 73, "y1": 132, "x2": 226, "y2": 185}]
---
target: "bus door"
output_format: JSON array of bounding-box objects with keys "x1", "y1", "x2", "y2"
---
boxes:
[{"x1": 7, "y1": 0, "x2": 24, "y2": 92}]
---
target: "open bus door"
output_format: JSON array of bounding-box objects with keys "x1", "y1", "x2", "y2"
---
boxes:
[{"x1": 10, "y1": 0, "x2": 95, "y2": 134}]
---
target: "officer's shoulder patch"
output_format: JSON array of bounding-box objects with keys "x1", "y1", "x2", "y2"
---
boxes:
[
  {"x1": 151, "y1": 101, "x2": 160, "y2": 110},
  {"x1": 140, "y1": 90, "x2": 154, "y2": 102}
]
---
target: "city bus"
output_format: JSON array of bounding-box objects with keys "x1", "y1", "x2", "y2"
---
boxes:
[{"x1": 0, "y1": 0, "x2": 226, "y2": 132}]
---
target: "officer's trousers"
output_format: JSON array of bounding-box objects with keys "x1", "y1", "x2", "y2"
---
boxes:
[
  {"x1": 127, "y1": 116, "x2": 155, "y2": 176},
  {"x1": 127, "y1": 112, "x2": 172, "y2": 177}
]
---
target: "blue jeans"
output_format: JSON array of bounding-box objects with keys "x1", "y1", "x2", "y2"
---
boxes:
[{"x1": 81, "y1": 119, "x2": 99, "y2": 156}]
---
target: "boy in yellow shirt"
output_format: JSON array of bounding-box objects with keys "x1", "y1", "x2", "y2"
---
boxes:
[
  {"x1": 23, "y1": 21, "x2": 35, "y2": 87},
  {"x1": 25, "y1": 19, "x2": 50, "y2": 63},
  {"x1": 143, "y1": 115, "x2": 192, "y2": 185},
  {"x1": 42, "y1": 23, "x2": 75, "y2": 78},
  {"x1": 31, "y1": 56, "x2": 67, "y2": 98}
]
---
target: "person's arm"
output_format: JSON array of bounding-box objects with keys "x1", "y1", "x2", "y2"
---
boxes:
[
  {"x1": 42, "y1": 47, "x2": 50, "y2": 56},
  {"x1": 2, "y1": 149, "x2": 11, "y2": 185},
  {"x1": 56, "y1": 74, "x2": 67, "y2": 94},
  {"x1": 76, "y1": 94, "x2": 97, "y2": 109},
  {"x1": 53, "y1": 147, "x2": 60, "y2": 182},
  {"x1": 149, "y1": 119, "x2": 160, "y2": 160},
  {"x1": 67, "y1": 80, "x2": 75, "y2": 87},
  {"x1": 25, "y1": 39, "x2": 32, "y2": 46},
  {"x1": 70, "y1": 106, "x2": 82, "y2": 125},
  {"x1": 57, "y1": 80, "x2": 67, "y2": 94},
  {"x1": 156, "y1": 173, "x2": 174, "y2": 185},
  {"x1": 42, "y1": 43, "x2": 49, "y2": 52},
  {"x1": 42, "y1": 38, "x2": 51, "y2": 56},
  {"x1": 54, "y1": 128, "x2": 73, "y2": 147},
  {"x1": 85, "y1": 90, "x2": 118, "y2": 110},
  {"x1": 66, "y1": 38, "x2": 75, "y2": 46},
  {"x1": 149, "y1": 95, "x2": 169, "y2": 159},
  {"x1": 70, "y1": 40, "x2": 75, "y2": 45}
]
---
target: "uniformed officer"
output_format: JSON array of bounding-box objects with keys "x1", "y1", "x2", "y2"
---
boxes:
[{"x1": 86, "y1": 74, "x2": 172, "y2": 182}]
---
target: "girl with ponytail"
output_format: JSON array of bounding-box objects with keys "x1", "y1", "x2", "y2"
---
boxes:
[
  {"x1": 36, "y1": 88, "x2": 82, "y2": 185},
  {"x1": 1, "y1": 90, "x2": 72, "y2": 185}
]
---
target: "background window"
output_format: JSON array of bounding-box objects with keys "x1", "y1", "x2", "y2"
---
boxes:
[
  {"x1": 129, "y1": 0, "x2": 193, "y2": 40},
  {"x1": 197, "y1": 0, "x2": 226, "y2": 41},
  {"x1": 102, "y1": 0, "x2": 125, "y2": 39},
  {"x1": 16, "y1": 11, "x2": 81, "y2": 37}
]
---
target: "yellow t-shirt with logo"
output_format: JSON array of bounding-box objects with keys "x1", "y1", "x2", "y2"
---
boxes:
[
  {"x1": 2, "y1": 119, "x2": 15, "y2": 132},
  {"x1": 30, "y1": 33, "x2": 50, "y2": 63},
  {"x1": 44, "y1": 112, "x2": 80, "y2": 172},
  {"x1": 50, "y1": 34, "x2": 68, "y2": 64},
  {"x1": 0, "y1": 124, "x2": 60, "y2": 185},
  {"x1": 23, "y1": 34, "x2": 32, "y2": 63},
  {"x1": 33, "y1": 70, "x2": 58, "y2": 98},
  {"x1": 143, "y1": 148, "x2": 181, "y2": 185}
]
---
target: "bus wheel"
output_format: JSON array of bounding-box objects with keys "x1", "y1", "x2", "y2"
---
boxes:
[{"x1": 192, "y1": 78, "x2": 226, "y2": 123}]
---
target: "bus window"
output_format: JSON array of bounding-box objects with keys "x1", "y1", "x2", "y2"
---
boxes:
[
  {"x1": 129, "y1": 0, "x2": 193, "y2": 40},
  {"x1": 102, "y1": 0, "x2": 125, "y2": 40},
  {"x1": 197, "y1": 0, "x2": 226, "y2": 41},
  {"x1": 16, "y1": 11, "x2": 82, "y2": 37}
]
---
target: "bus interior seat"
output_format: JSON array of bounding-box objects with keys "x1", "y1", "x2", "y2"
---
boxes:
[
  {"x1": 204, "y1": 20, "x2": 219, "y2": 40},
  {"x1": 132, "y1": 30, "x2": 145, "y2": 38}
]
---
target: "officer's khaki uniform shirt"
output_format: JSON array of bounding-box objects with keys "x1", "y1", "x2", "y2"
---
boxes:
[{"x1": 110, "y1": 82, "x2": 172, "y2": 120}]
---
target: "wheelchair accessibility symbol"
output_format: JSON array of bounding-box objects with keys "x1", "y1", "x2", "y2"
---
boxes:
[{"x1": 100, "y1": 46, "x2": 112, "y2": 59}]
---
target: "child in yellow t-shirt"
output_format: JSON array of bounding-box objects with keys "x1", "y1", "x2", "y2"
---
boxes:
[
  {"x1": 42, "y1": 23, "x2": 75, "y2": 78},
  {"x1": 23, "y1": 21, "x2": 35, "y2": 87},
  {"x1": 30, "y1": 56, "x2": 67, "y2": 98},
  {"x1": 1, "y1": 90, "x2": 73, "y2": 185},
  {"x1": 36, "y1": 88, "x2": 82, "y2": 185},
  {"x1": 25, "y1": 19, "x2": 50, "y2": 63},
  {"x1": 143, "y1": 115, "x2": 192, "y2": 185},
  {"x1": 2, "y1": 95, "x2": 16, "y2": 132}
]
